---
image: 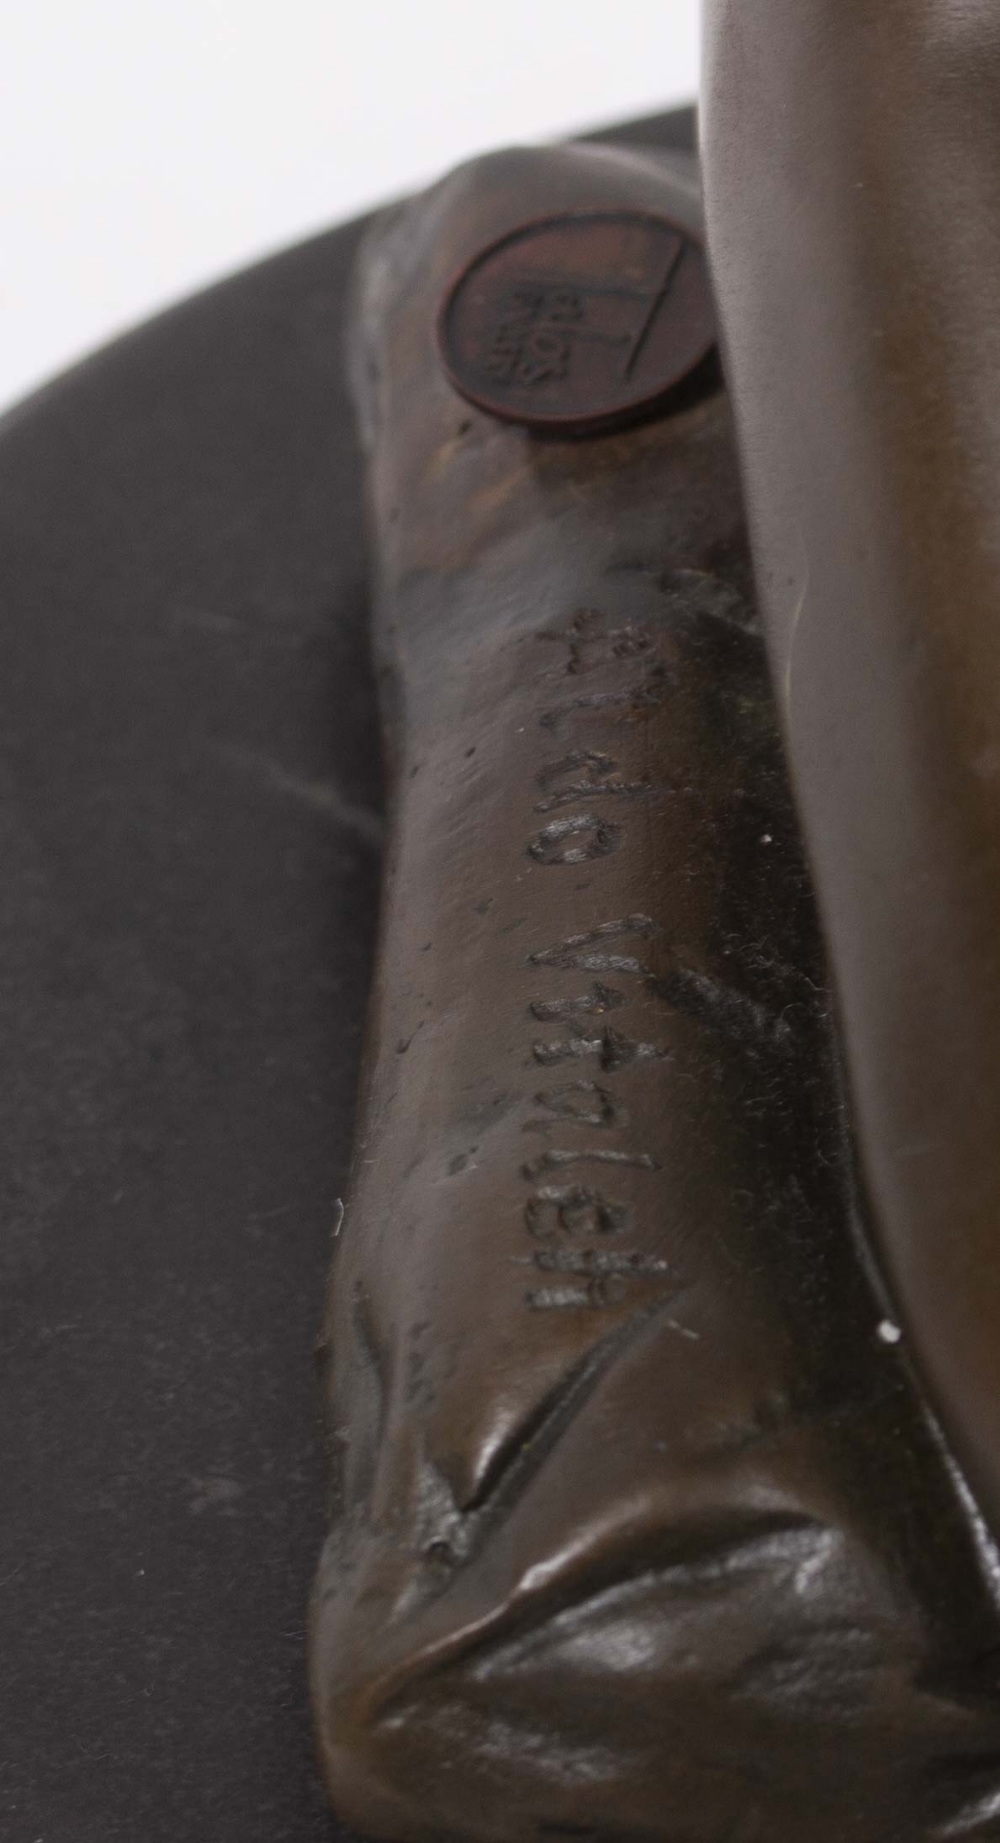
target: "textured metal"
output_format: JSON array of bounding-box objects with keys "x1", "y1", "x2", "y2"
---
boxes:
[
  {"x1": 313, "y1": 142, "x2": 1000, "y2": 1843},
  {"x1": 437, "y1": 209, "x2": 715, "y2": 434}
]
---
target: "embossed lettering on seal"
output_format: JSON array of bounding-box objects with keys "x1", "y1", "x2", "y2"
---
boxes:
[{"x1": 437, "y1": 210, "x2": 716, "y2": 435}]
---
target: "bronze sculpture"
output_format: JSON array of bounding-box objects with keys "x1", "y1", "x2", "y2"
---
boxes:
[
  {"x1": 5, "y1": 7, "x2": 1000, "y2": 1839},
  {"x1": 310, "y1": 68, "x2": 1000, "y2": 1838},
  {"x1": 703, "y1": 0, "x2": 1000, "y2": 1542}
]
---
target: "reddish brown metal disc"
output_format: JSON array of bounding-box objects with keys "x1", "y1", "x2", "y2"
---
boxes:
[{"x1": 436, "y1": 209, "x2": 716, "y2": 435}]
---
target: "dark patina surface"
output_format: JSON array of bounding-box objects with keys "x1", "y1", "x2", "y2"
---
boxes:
[
  {"x1": 437, "y1": 207, "x2": 715, "y2": 435},
  {"x1": 311, "y1": 140, "x2": 1000, "y2": 1843},
  {"x1": 703, "y1": 0, "x2": 1000, "y2": 1553}
]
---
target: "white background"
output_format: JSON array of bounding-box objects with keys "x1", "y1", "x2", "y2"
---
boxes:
[{"x1": 0, "y1": 2, "x2": 700, "y2": 415}]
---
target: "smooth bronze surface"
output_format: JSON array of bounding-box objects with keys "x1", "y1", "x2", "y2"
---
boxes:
[
  {"x1": 701, "y1": 3, "x2": 1000, "y2": 1539},
  {"x1": 437, "y1": 209, "x2": 715, "y2": 434},
  {"x1": 310, "y1": 140, "x2": 1000, "y2": 1842}
]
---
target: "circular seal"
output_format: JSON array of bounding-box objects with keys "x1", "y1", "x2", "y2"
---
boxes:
[{"x1": 437, "y1": 209, "x2": 716, "y2": 436}]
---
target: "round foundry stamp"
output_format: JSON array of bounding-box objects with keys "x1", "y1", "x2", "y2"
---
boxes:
[{"x1": 436, "y1": 209, "x2": 716, "y2": 436}]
